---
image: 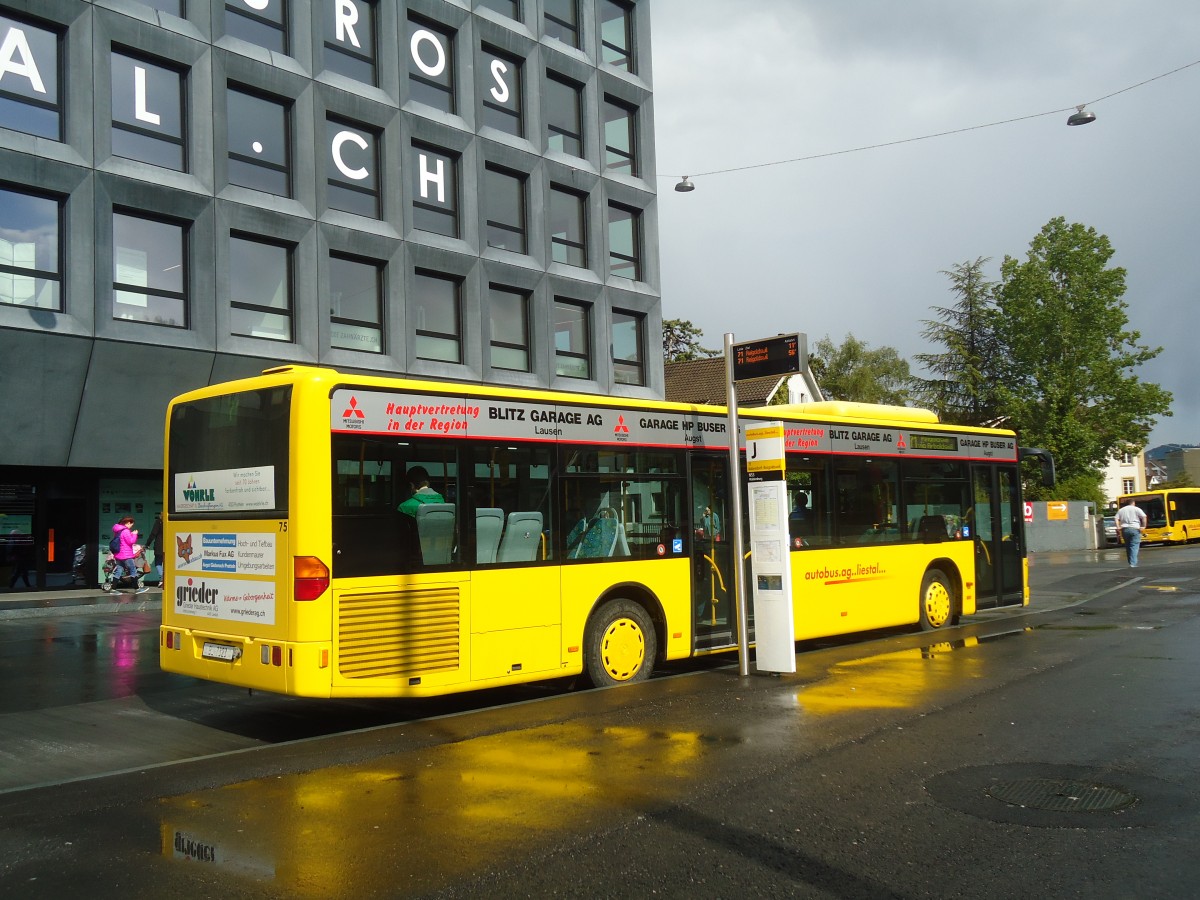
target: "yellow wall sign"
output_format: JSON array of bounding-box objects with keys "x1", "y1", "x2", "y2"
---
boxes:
[{"x1": 1046, "y1": 501, "x2": 1069, "y2": 521}]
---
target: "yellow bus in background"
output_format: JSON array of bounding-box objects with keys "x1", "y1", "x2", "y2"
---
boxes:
[
  {"x1": 1118, "y1": 488, "x2": 1200, "y2": 544},
  {"x1": 159, "y1": 365, "x2": 1045, "y2": 698}
]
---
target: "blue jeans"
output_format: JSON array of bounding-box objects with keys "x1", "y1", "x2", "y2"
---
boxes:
[
  {"x1": 117, "y1": 557, "x2": 140, "y2": 581},
  {"x1": 1122, "y1": 528, "x2": 1142, "y2": 567}
]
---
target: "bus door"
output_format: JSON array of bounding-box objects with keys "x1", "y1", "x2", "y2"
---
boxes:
[
  {"x1": 971, "y1": 464, "x2": 1023, "y2": 607},
  {"x1": 690, "y1": 452, "x2": 736, "y2": 650}
]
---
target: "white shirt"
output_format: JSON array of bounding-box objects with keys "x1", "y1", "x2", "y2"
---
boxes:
[{"x1": 1116, "y1": 505, "x2": 1147, "y2": 529}]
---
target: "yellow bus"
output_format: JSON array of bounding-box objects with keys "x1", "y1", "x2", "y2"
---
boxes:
[
  {"x1": 1118, "y1": 488, "x2": 1200, "y2": 544},
  {"x1": 159, "y1": 365, "x2": 1049, "y2": 697}
]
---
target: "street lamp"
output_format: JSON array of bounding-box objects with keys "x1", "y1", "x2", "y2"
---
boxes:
[
  {"x1": 1067, "y1": 105, "x2": 1096, "y2": 126},
  {"x1": 674, "y1": 176, "x2": 695, "y2": 192}
]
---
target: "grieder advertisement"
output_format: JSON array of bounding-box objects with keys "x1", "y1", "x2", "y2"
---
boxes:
[{"x1": 171, "y1": 468, "x2": 279, "y2": 626}]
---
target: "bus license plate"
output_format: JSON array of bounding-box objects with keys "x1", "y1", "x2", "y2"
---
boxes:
[{"x1": 202, "y1": 642, "x2": 241, "y2": 662}]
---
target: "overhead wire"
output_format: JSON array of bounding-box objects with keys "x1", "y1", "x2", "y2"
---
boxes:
[{"x1": 663, "y1": 58, "x2": 1200, "y2": 182}]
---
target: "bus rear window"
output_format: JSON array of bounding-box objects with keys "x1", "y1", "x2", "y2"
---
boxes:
[{"x1": 168, "y1": 386, "x2": 291, "y2": 517}]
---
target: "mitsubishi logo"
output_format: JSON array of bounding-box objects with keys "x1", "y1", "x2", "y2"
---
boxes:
[
  {"x1": 343, "y1": 396, "x2": 365, "y2": 419},
  {"x1": 614, "y1": 415, "x2": 630, "y2": 435}
]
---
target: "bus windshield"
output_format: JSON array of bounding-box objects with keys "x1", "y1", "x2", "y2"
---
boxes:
[{"x1": 167, "y1": 386, "x2": 292, "y2": 519}]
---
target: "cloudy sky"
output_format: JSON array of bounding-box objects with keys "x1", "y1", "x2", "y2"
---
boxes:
[{"x1": 647, "y1": 1, "x2": 1199, "y2": 449}]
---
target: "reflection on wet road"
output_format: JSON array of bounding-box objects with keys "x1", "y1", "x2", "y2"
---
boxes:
[{"x1": 159, "y1": 721, "x2": 710, "y2": 896}]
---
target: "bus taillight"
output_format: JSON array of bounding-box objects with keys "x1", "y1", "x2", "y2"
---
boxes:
[{"x1": 294, "y1": 556, "x2": 330, "y2": 601}]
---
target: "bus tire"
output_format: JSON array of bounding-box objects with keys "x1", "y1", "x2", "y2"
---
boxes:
[
  {"x1": 584, "y1": 599, "x2": 657, "y2": 687},
  {"x1": 919, "y1": 568, "x2": 956, "y2": 631}
]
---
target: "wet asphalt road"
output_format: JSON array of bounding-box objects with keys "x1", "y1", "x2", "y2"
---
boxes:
[{"x1": 3, "y1": 545, "x2": 1200, "y2": 898}]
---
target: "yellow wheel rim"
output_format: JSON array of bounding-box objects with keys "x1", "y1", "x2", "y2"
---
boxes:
[
  {"x1": 600, "y1": 617, "x2": 646, "y2": 682},
  {"x1": 924, "y1": 580, "x2": 952, "y2": 628}
]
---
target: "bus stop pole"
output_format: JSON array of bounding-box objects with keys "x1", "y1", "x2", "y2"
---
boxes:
[{"x1": 724, "y1": 333, "x2": 751, "y2": 677}]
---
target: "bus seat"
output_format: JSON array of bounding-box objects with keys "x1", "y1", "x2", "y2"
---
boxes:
[
  {"x1": 610, "y1": 521, "x2": 630, "y2": 557},
  {"x1": 475, "y1": 508, "x2": 504, "y2": 564},
  {"x1": 415, "y1": 503, "x2": 456, "y2": 564},
  {"x1": 918, "y1": 515, "x2": 948, "y2": 542},
  {"x1": 497, "y1": 511, "x2": 543, "y2": 562}
]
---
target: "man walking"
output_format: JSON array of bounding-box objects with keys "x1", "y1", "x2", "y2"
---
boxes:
[{"x1": 1116, "y1": 497, "x2": 1148, "y2": 568}]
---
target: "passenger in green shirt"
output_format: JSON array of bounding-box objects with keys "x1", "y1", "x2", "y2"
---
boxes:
[{"x1": 399, "y1": 466, "x2": 444, "y2": 516}]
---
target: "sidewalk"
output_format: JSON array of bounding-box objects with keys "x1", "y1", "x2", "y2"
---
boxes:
[{"x1": 0, "y1": 585, "x2": 163, "y2": 618}]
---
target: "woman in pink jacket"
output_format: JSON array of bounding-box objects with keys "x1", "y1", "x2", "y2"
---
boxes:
[{"x1": 111, "y1": 517, "x2": 146, "y2": 591}]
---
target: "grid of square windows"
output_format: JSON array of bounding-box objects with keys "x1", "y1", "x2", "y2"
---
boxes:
[{"x1": 0, "y1": 1, "x2": 656, "y2": 391}]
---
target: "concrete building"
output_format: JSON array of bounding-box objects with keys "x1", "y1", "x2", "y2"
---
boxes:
[
  {"x1": 0, "y1": 0, "x2": 659, "y2": 589},
  {"x1": 1164, "y1": 448, "x2": 1200, "y2": 486}
]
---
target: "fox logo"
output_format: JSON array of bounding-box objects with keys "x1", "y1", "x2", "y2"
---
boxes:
[{"x1": 176, "y1": 534, "x2": 194, "y2": 565}]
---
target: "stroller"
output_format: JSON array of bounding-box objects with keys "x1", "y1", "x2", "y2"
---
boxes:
[{"x1": 101, "y1": 549, "x2": 150, "y2": 593}]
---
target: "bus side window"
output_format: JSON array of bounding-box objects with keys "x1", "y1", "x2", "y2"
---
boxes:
[{"x1": 467, "y1": 444, "x2": 554, "y2": 566}]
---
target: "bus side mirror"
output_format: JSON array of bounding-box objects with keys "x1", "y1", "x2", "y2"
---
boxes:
[{"x1": 1019, "y1": 447, "x2": 1056, "y2": 489}]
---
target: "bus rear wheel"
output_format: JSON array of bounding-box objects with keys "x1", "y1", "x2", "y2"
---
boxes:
[
  {"x1": 919, "y1": 568, "x2": 956, "y2": 631},
  {"x1": 584, "y1": 599, "x2": 657, "y2": 687}
]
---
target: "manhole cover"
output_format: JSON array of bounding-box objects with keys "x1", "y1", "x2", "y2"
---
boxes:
[{"x1": 986, "y1": 778, "x2": 1136, "y2": 812}]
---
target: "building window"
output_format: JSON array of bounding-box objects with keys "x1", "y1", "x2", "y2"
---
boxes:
[
  {"x1": 611, "y1": 309, "x2": 644, "y2": 385},
  {"x1": 550, "y1": 186, "x2": 586, "y2": 267},
  {"x1": 111, "y1": 52, "x2": 186, "y2": 171},
  {"x1": 480, "y1": 45, "x2": 522, "y2": 137},
  {"x1": 1122, "y1": 478, "x2": 1135, "y2": 494},
  {"x1": 330, "y1": 253, "x2": 383, "y2": 353},
  {"x1": 484, "y1": 165, "x2": 526, "y2": 254},
  {"x1": 326, "y1": 117, "x2": 379, "y2": 218},
  {"x1": 112, "y1": 212, "x2": 186, "y2": 327},
  {"x1": 225, "y1": 0, "x2": 288, "y2": 54},
  {"x1": 478, "y1": 0, "x2": 519, "y2": 20},
  {"x1": 230, "y1": 234, "x2": 292, "y2": 342},
  {"x1": 599, "y1": 1, "x2": 633, "y2": 71},
  {"x1": 324, "y1": 0, "x2": 376, "y2": 85},
  {"x1": 0, "y1": 186, "x2": 60, "y2": 310},
  {"x1": 413, "y1": 270, "x2": 461, "y2": 363},
  {"x1": 603, "y1": 97, "x2": 636, "y2": 175},
  {"x1": 545, "y1": 72, "x2": 582, "y2": 157},
  {"x1": 0, "y1": 14, "x2": 61, "y2": 141},
  {"x1": 408, "y1": 17, "x2": 455, "y2": 114},
  {"x1": 1121, "y1": 452, "x2": 1133, "y2": 465},
  {"x1": 412, "y1": 143, "x2": 458, "y2": 238},
  {"x1": 608, "y1": 202, "x2": 640, "y2": 279},
  {"x1": 227, "y1": 86, "x2": 290, "y2": 196},
  {"x1": 543, "y1": 0, "x2": 578, "y2": 48},
  {"x1": 554, "y1": 299, "x2": 590, "y2": 379},
  {"x1": 489, "y1": 284, "x2": 529, "y2": 371}
]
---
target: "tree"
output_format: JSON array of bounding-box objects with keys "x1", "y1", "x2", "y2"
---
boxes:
[
  {"x1": 911, "y1": 258, "x2": 1003, "y2": 425},
  {"x1": 992, "y1": 217, "x2": 1173, "y2": 496},
  {"x1": 662, "y1": 318, "x2": 719, "y2": 362},
  {"x1": 809, "y1": 334, "x2": 911, "y2": 405}
]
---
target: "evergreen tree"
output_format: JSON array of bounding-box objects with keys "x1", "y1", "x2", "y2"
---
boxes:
[
  {"x1": 662, "y1": 318, "x2": 719, "y2": 362},
  {"x1": 992, "y1": 218, "x2": 1172, "y2": 495}
]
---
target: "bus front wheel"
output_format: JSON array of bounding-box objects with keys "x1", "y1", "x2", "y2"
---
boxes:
[
  {"x1": 584, "y1": 599, "x2": 657, "y2": 687},
  {"x1": 919, "y1": 568, "x2": 957, "y2": 631}
]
